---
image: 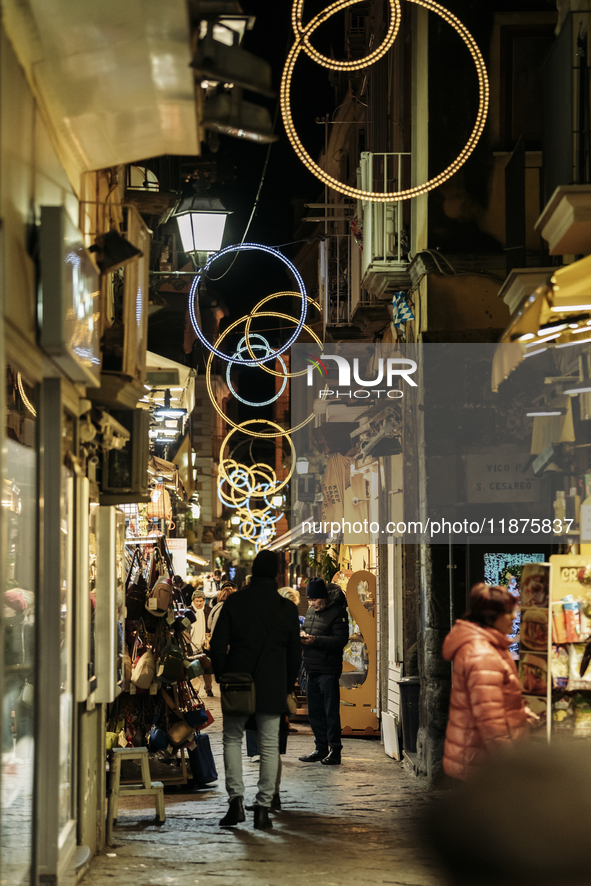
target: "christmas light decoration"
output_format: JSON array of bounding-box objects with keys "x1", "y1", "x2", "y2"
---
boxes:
[
  {"x1": 225, "y1": 334, "x2": 288, "y2": 406},
  {"x1": 205, "y1": 305, "x2": 321, "y2": 437},
  {"x1": 188, "y1": 244, "x2": 307, "y2": 363},
  {"x1": 280, "y1": 0, "x2": 489, "y2": 201}
]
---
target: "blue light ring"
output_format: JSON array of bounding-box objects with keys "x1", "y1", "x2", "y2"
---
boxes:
[
  {"x1": 188, "y1": 244, "x2": 307, "y2": 365},
  {"x1": 225, "y1": 336, "x2": 288, "y2": 407}
]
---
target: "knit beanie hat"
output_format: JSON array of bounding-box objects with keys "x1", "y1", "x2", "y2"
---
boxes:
[
  {"x1": 307, "y1": 577, "x2": 328, "y2": 599},
  {"x1": 252, "y1": 549, "x2": 278, "y2": 579},
  {"x1": 192, "y1": 586, "x2": 206, "y2": 600}
]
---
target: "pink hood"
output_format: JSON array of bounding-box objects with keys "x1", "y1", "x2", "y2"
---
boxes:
[{"x1": 442, "y1": 619, "x2": 510, "y2": 662}]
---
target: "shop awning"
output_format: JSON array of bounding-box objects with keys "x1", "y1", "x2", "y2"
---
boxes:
[
  {"x1": 3, "y1": 0, "x2": 201, "y2": 189},
  {"x1": 493, "y1": 255, "x2": 591, "y2": 391},
  {"x1": 145, "y1": 352, "x2": 196, "y2": 415},
  {"x1": 267, "y1": 522, "x2": 319, "y2": 551},
  {"x1": 187, "y1": 552, "x2": 209, "y2": 567}
]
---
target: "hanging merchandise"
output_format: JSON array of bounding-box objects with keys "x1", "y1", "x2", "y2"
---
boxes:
[
  {"x1": 125, "y1": 548, "x2": 148, "y2": 620},
  {"x1": 146, "y1": 484, "x2": 173, "y2": 523},
  {"x1": 145, "y1": 542, "x2": 175, "y2": 617},
  {"x1": 145, "y1": 575, "x2": 173, "y2": 617},
  {"x1": 188, "y1": 732, "x2": 218, "y2": 785},
  {"x1": 149, "y1": 699, "x2": 168, "y2": 752},
  {"x1": 130, "y1": 630, "x2": 156, "y2": 690},
  {"x1": 122, "y1": 644, "x2": 132, "y2": 690},
  {"x1": 157, "y1": 640, "x2": 185, "y2": 683}
]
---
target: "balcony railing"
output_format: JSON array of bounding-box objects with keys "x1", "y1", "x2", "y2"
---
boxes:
[
  {"x1": 320, "y1": 233, "x2": 376, "y2": 328},
  {"x1": 358, "y1": 151, "x2": 411, "y2": 295}
]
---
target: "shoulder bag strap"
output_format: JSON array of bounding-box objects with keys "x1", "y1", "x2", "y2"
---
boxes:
[
  {"x1": 125, "y1": 548, "x2": 139, "y2": 592},
  {"x1": 252, "y1": 597, "x2": 287, "y2": 680}
]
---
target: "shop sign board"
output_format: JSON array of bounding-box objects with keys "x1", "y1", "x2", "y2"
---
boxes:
[
  {"x1": 39, "y1": 205, "x2": 101, "y2": 387},
  {"x1": 465, "y1": 452, "x2": 541, "y2": 504}
]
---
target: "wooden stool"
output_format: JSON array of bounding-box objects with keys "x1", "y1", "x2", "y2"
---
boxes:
[{"x1": 106, "y1": 747, "x2": 165, "y2": 844}]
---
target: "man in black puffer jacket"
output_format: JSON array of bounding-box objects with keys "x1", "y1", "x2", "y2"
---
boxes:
[
  {"x1": 299, "y1": 578, "x2": 348, "y2": 766},
  {"x1": 211, "y1": 550, "x2": 301, "y2": 830}
]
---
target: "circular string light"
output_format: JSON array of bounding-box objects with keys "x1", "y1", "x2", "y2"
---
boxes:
[
  {"x1": 218, "y1": 421, "x2": 295, "y2": 494},
  {"x1": 280, "y1": 0, "x2": 489, "y2": 202},
  {"x1": 188, "y1": 244, "x2": 307, "y2": 364},
  {"x1": 217, "y1": 464, "x2": 285, "y2": 550},
  {"x1": 244, "y1": 294, "x2": 322, "y2": 378},
  {"x1": 16, "y1": 372, "x2": 36, "y2": 417},
  {"x1": 225, "y1": 335, "x2": 289, "y2": 406},
  {"x1": 206, "y1": 310, "x2": 320, "y2": 438}
]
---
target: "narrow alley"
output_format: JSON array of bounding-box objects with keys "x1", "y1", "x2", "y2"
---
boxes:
[{"x1": 81, "y1": 696, "x2": 443, "y2": 886}]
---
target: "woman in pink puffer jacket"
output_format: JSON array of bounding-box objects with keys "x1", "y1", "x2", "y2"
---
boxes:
[{"x1": 442, "y1": 583, "x2": 530, "y2": 781}]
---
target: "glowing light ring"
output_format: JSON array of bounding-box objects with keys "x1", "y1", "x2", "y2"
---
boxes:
[
  {"x1": 281, "y1": 0, "x2": 489, "y2": 202},
  {"x1": 217, "y1": 463, "x2": 279, "y2": 508},
  {"x1": 206, "y1": 311, "x2": 320, "y2": 438},
  {"x1": 225, "y1": 335, "x2": 288, "y2": 406},
  {"x1": 218, "y1": 421, "x2": 295, "y2": 495},
  {"x1": 188, "y1": 244, "x2": 307, "y2": 363},
  {"x1": 244, "y1": 294, "x2": 322, "y2": 378},
  {"x1": 292, "y1": 0, "x2": 401, "y2": 71}
]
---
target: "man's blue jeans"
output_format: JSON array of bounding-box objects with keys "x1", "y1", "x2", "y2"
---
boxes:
[
  {"x1": 306, "y1": 673, "x2": 342, "y2": 752},
  {"x1": 223, "y1": 712, "x2": 280, "y2": 807}
]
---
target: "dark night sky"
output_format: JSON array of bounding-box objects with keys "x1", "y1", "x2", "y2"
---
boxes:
[{"x1": 195, "y1": 1, "x2": 343, "y2": 410}]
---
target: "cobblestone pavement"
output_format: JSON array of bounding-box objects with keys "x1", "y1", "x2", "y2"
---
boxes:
[{"x1": 82, "y1": 694, "x2": 444, "y2": 886}]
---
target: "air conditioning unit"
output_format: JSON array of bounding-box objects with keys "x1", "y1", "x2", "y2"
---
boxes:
[{"x1": 100, "y1": 409, "x2": 150, "y2": 504}]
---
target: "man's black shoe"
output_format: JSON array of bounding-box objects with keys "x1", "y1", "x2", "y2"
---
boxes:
[
  {"x1": 205, "y1": 689, "x2": 214, "y2": 698},
  {"x1": 298, "y1": 750, "x2": 328, "y2": 763},
  {"x1": 253, "y1": 805, "x2": 273, "y2": 829},
  {"x1": 321, "y1": 748, "x2": 341, "y2": 765},
  {"x1": 270, "y1": 792, "x2": 281, "y2": 810},
  {"x1": 220, "y1": 796, "x2": 245, "y2": 826}
]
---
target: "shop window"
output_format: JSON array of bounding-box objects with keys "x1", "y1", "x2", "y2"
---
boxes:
[
  {"x1": 2, "y1": 366, "x2": 37, "y2": 886},
  {"x1": 484, "y1": 552, "x2": 545, "y2": 657}
]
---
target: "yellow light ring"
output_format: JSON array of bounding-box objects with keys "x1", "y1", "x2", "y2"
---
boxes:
[
  {"x1": 218, "y1": 459, "x2": 278, "y2": 496},
  {"x1": 217, "y1": 461, "x2": 278, "y2": 501},
  {"x1": 218, "y1": 421, "x2": 295, "y2": 495},
  {"x1": 292, "y1": 0, "x2": 401, "y2": 72},
  {"x1": 17, "y1": 372, "x2": 37, "y2": 417},
  {"x1": 281, "y1": 0, "x2": 489, "y2": 202},
  {"x1": 206, "y1": 315, "x2": 318, "y2": 438},
  {"x1": 216, "y1": 461, "x2": 259, "y2": 505},
  {"x1": 244, "y1": 294, "x2": 322, "y2": 378}
]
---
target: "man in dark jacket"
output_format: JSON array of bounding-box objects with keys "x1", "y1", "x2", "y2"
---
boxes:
[
  {"x1": 299, "y1": 577, "x2": 348, "y2": 766},
  {"x1": 210, "y1": 550, "x2": 301, "y2": 830}
]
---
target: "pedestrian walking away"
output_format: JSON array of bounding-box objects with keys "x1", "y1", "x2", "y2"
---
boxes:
[
  {"x1": 299, "y1": 577, "x2": 348, "y2": 766},
  {"x1": 210, "y1": 549, "x2": 301, "y2": 830}
]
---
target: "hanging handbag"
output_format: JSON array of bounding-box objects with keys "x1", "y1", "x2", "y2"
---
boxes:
[
  {"x1": 220, "y1": 600, "x2": 287, "y2": 717},
  {"x1": 123, "y1": 647, "x2": 132, "y2": 688},
  {"x1": 157, "y1": 641, "x2": 184, "y2": 684},
  {"x1": 186, "y1": 659, "x2": 203, "y2": 680},
  {"x1": 125, "y1": 549, "x2": 148, "y2": 620},
  {"x1": 174, "y1": 680, "x2": 213, "y2": 729},
  {"x1": 149, "y1": 699, "x2": 168, "y2": 751},
  {"x1": 167, "y1": 719, "x2": 194, "y2": 748},
  {"x1": 146, "y1": 485, "x2": 172, "y2": 523},
  {"x1": 130, "y1": 632, "x2": 155, "y2": 689},
  {"x1": 187, "y1": 732, "x2": 218, "y2": 785},
  {"x1": 145, "y1": 576, "x2": 173, "y2": 618}
]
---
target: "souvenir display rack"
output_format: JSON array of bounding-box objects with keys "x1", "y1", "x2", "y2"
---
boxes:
[
  {"x1": 516, "y1": 556, "x2": 591, "y2": 742},
  {"x1": 109, "y1": 534, "x2": 214, "y2": 785}
]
